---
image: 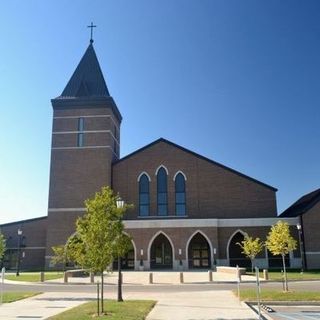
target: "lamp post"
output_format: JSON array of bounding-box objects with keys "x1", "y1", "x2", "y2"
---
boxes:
[
  {"x1": 16, "y1": 229, "x2": 22, "y2": 276},
  {"x1": 116, "y1": 198, "x2": 125, "y2": 302},
  {"x1": 296, "y1": 223, "x2": 305, "y2": 273}
]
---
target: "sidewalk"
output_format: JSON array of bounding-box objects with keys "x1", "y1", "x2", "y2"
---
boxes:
[
  {"x1": 1, "y1": 272, "x2": 260, "y2": 319},
  {"x1": 0, "y1": 290, "x2": 259, "y2": 320},
  {"x1": 0, "y1": 291, "x2": 96, "y2": 320},
  {"x1": 45, "y1": 270, "x2": 257, "y2": 285}
]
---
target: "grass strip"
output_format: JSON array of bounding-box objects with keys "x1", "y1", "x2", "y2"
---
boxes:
[
  {"x1": 235, "y1": 289, "x2": 320, "y2": 301},
  {"x1": 48, "y1": 299, "x2": 156, "y2": 320},
  {"x1": 5, "y1": 272, "x2": 63, "y2": 282},
  {"x1": 2, "y1": 292, "x2": 41, "y2": 303},
  {"x1": 247, "y1": 269, "x2": 320, "y2": 281}
]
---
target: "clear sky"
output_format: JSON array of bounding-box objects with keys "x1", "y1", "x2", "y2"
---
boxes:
[{"x1": 0, "y1": 1, "x2": 319, "y2": 224}]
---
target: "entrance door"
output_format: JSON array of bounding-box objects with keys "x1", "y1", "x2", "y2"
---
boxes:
[
  {"x1": 150, "y1": 233, "x2": 173, "y2": 269},
  {"x1": 188, "y1": 233, "x2": 211, "y2": 269},
  {"x1": 228, "y1": 232, "x2": 251, "y2": 268}
]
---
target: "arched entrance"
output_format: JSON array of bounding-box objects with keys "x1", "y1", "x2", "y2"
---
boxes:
[
  {"x1": 112, "y1": 236, "x2": 135, "y2": 270},
  {"x1": 267, "y1": 250, "x2": 290, "y2": 269},
  {"x1": 150, "y1": 233, "x2": 173, "y2": 269},
  {"x1": 188, "y1": 233, "x2": 211, "y2": 269},
  {"x1": 228, "y1": 231, "x2": 250, "y2": 268}
]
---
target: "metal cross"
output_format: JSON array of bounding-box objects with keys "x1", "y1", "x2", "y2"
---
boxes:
[{"x1": 87, "y1": 22, "x2": 97, "y2": 43}]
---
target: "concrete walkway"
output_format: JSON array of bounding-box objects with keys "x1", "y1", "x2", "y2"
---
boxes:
[
  {"x1": 1, "y1": 272, "x2": 261, "y2": 319},
  {"x1": 46, "y1": 270, "x2": 257, "y2": 285},
  {"x1": 0, "y1": 289, "x2": 259, "y2": 320},
  {"x1": 0, "y1": 291, "x2": 96, "y2": 319}
]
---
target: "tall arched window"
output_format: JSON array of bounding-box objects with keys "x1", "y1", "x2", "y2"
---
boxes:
[
  {"x1": 139, "y1": 174, "x2": 150, "y2": 216},
  {"x1": 175, "y1": 173, "x2": 186, "y2": 216},
  {"x1": 157, "y1": 168, "x2": 168, "y2": 215}
]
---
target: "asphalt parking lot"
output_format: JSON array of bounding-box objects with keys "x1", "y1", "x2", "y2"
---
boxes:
[{"x1": 264, "y1": 305, "x2": 320, "y2": 320}]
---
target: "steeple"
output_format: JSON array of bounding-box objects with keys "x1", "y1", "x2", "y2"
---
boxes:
[{"x1": 58, "y1": 43, "x2": 110, "y2": 98}]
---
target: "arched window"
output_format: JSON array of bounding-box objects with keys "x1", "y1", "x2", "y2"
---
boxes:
[
  {"x1": 175, "y1": 173, "x2": 186, "y2": 216},
  {"x1": 157, "y1": 168, "x2": 168, "y2": 215},
  {"x1": 139, "y1": 174, "x2": 150, "y2": 216}
]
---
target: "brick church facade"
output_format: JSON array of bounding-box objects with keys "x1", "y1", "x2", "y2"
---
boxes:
[{"x1": 1, "y1": 41, "x2": 317, "y2": 271}]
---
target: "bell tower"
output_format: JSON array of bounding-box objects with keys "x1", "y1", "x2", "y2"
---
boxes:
[{"x1": 45, "y1": 41, "x2": 121, "y2": 267}]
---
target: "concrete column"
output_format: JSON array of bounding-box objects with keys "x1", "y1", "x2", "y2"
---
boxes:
[{"x1": 179, "y1": 272, "x2": 184, "y2": 283}]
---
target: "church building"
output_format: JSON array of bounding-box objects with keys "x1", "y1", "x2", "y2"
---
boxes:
[{"x1": 1, "y1": 39, "x2": 312, "y2": 271}]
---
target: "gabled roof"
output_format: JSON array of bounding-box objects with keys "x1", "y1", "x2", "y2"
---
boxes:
[
  {"x1": 57, "y1": 43, "x2": 110, "y2": 98},
  {"x1": 280, "y1": 188, "x2": 320, "y2": 217},
  {"x1": 114, "y1": 138, "x2": 277, "y2": 192},
  {"x1": 0, "y1": 216, "x2": 47, "y2": 228}
]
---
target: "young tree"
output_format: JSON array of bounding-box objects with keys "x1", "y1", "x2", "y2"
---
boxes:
[
  {"x1": 266, "y1": 221, "x2": 297, "y2": 291},
  {"x1": 0, "y1": 232, "x2": 6, "y2": 262},
  {"x1": 67, "y1": 186, "x2": 131, "y2": 314},
  {"x1": 51, "y1": 245, "x2": 69, "y2": 271},
  {"x1": 237, "y1": 235, "x2": 264, "y2": 272}
]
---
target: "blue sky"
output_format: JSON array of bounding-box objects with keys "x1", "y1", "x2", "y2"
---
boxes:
[{"x1": 0, "y1": 1, "x2": 319, "y2": 224}]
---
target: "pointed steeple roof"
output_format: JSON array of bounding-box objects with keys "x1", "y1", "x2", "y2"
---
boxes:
[{"x1": 59, "y1": 43, "x2": 110, "y2": 98}]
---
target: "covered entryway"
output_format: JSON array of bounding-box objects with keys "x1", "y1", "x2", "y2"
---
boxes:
[
  {"x1": 150, "y1": 233, "x2": 173, "y2": 269},
  {"x1": 112, "y1": 236, "x2": 135, "y2": 270},
  {"x1": 228, "y1": 231, "x2": 250, "y2": 268},
  {"x1": 188, "y1": 232, "x2": 211, "y2": 269}
]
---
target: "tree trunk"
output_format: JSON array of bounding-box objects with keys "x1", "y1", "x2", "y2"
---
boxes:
[
  {"x1": 251, "y1": 258, "x2": 253, "y2": 273},
  {"x1": 118, "y1": 256, "x2": 123, "y2": 302},
  {"x1": 101, "y1": 272, "x2": 104, "y2": 313},
  {"x1": 282, "y1": 254, "x2": 288, "y2": 292}
]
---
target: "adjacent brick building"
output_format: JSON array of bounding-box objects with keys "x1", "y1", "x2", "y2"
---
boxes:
[{"x1": 1, "y1": 40, "x2": 313, "y2": 271}]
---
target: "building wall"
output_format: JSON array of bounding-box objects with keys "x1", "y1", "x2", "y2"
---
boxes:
[
  {"x1": 123, "y1": 217, "x2": 299, "y2": 270},
  {"x1": 301, "y1": 201, "x2": 320, "y2": 269},
  {"x1": 46, "y1": 101, "x2": 120, "y2": 267},
  {"x1": 0, "y1": 217, "x2": 47, "y2": 271},
  {"x1": 113, "y1": 140, "x2": 277, "y2": 220}
]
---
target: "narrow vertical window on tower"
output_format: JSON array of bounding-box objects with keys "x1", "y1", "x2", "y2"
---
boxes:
[
  {"x1": 139, "y1": 174, "x2": 150, "y2": 216},
  {"x1": 157, "y1": 167, "x2": 168, "y2": 216},
  {"x1": 77, "y1": 118, "x2": 84, "y2": 147},
  {"x1": 175, "y1": 173, "x2": 186, "y2": 216}
]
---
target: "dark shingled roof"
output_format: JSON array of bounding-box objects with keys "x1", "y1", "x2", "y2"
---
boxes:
[
  {"x1": 280, "y1": 188, "x2": 320, "y2": 217},
  {"x1": 58, "y1": 43, "x2": 110, "y2": 98}
]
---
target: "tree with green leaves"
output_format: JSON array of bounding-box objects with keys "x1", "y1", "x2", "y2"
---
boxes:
[
  {"x1": 0, "y1": 232, "x2": 6, "y2": 262},
  {"x1": 66, "y1": 186, "x2": 131, "y2": 314},
  {"x1": 237, "y1": 235, "x2": 264, "y2": 272},
  {"x1": 51, "y1": 245, "x2": 69, "y2": 271},
  {"x1": 265, "y1": 220, "x2": 297, "y2": 291}
]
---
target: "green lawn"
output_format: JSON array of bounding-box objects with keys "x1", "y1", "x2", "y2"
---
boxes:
[
  {"x1": 235, "y1": 289, "x2": 320, "y2": 301},
  {"x1": 2, "y1": 292, "x2": 41, "y2": 303},
  {"x1": 248, "y1": 270, "x2": 320, "y2": 281},
  {"x1": 5, "y1": 272, "x2": 63, "y2": 282},
  {"x1": 48, "y1": 300, "x2": 156, "y2": 320}
]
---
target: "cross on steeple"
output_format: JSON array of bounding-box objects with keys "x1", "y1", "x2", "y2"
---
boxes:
[{"x1": 87, "y1": 22, "x2": 97, "y2": 44}]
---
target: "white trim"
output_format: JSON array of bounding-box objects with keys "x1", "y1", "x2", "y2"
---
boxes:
[
  {"x1": 51, "y1": 145, "x2": 119, "y2": 158},
  {"x1": 124, "y1": 217, "x2": 299, "y2": 229},
  {"x1": 53, "y1": 114, "x2": 120, "y2": 131},
  {"x1": 185, "y1": 230, "x2": 213, "y2": 268},
  {"x1": 52, "y1": 130, "x2": 120, "y2": 146},
  {"x1": 173, "y1": 171, "x2": 187, "y2": 181},
  {"x1": 147, "y1": 231, "x2": 175, "y2": 266},
  {"x1": 305, "y1": 252, "x2": 320, "y2": 255},
  {"x1": 9, "y1": 247, "x2": 46, "y2": 250},
  {"x1": 48, "y1": 208, "x2": 86, "y2": 212},
  {"x1": 155, "y1": 165, "x2": 169, "y2": 176},
  {"x1": 137, "y1": 172, "x2": 151, "y2": 182},
  {"x1": 226, "y1": 229, "x2": 247, "y2": 265}
]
